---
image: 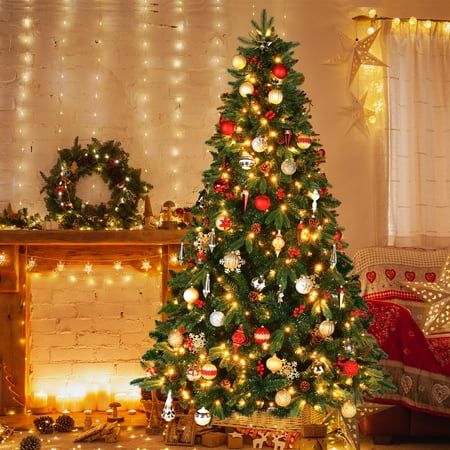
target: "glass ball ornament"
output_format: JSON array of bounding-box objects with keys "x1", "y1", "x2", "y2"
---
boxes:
[
  {"x1": 275, "y1": 389, "x2": 291, "y2": 407},
  {"x1": 251, "y1": 136, "x2": 268, "y2": 153},
  {"x1": 232, "y1": 54, "x2": 247, "y2": 70},
  {"x1": 239, "y1": 81, "x2": 254, "y2": 97},
  {"x1": 296, "y1": 134, "x2": 312, "y2": 149},
  {"x1": 239, "y1": 154, "x2": 255, "y2": 170},
  {"x1": 272, "y1": 230, "x2": 285, "y2": 257},
  {"x1": 222, "y1": 252, "x2": 241, "y2": 271},
  {"x1": 201, "y1": 362, "x2": 218, "y2": 380},
  {"x1": 194, "y1": 407, "x2": 212, "y2": 426},
  {"x1": 183, "y1": 287, "x2": 200, "y2": 303},
  {"x1": 254, "y1": 326, "x2": 271, "y2": 345},
  {"x1": 295, "y1": 276, "x2": 314, "y2": 294},
  {"x1": 209, "y1": 310, "x2": 225, "y2": 327},
  {"x1": 268, "y1": 88, "x2": 283, "y2": 104},
  {"x1": 167, "y1": 329, "x2": 184, "y2": 348},
  {"x1": 341, "y1": 400, "x2": 357, "y2": 418},
  {"x1": 281, "y1": 158, "x2": 297, "y2": 175},
  {"x1": 318, "y1": 319, "x2": 335, "y2": 337},
  {"x1": 266, "y1": 354, "x2": 283, "y2": 373},
  {"x1": 215, "y1": 213, "x2": 231, "y2": 230},
  {"x1": 186, "y1": 366, "x2": 201, "y2": 381}
]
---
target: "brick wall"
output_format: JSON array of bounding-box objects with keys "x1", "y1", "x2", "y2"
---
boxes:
[{"x1": 29, "y1": 266, "x2": 160, "y2": 397}]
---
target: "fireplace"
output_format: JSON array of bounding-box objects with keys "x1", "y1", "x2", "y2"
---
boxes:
[{"x1": 0, "y1": 230, "x2": 183, "y2": 415}]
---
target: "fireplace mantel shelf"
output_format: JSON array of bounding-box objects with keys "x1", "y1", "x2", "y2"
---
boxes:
[{"x1": 0, "y1": 229, "x2": 186, "y2": 245}]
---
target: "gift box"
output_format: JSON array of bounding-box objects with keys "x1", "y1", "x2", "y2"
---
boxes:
[
  {"x1": 292, "y1": 437, "x2": 327, "y2": 450},
  {"x1": 301, "y1": 424, "x2": 327, "y2": 438},
  {"x1": 201, "y1": 431, "x2": 227, "y2": 447},
  {"x1": 227, "y1": 431, "x2": 243, "y2": 449}
]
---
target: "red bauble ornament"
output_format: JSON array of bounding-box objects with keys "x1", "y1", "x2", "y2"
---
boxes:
[
  {"x1": 232, "y1": 325, "x2": 248, "y2": 352},
  {"x1": 342, "y1": 360, "x2": 360, "y2": 377},
  {"x1": 277, "y1": 188, "x2": 286, "y2": 200},
  {"x1": 254, "y1": 326, "x2": 271, "y2": 345},
  {"x1": 220, "y1": 120, "x2": 235, "y2": 136},
  {"x1": 333, "y1": 230, "x2": 343, "y2": 241},
  {"x1": 299, "y1": 380, "x2": 311, "y2": 392},
  {"x1": 213, "y1": 178, "x2": 230, "y2": 194},
  {"x1": 272, "y1": 64, "x2": 288, "y2": 79},
  {"x1": 265, "y1": 110, "x2": 276, "y2": 120},
  {"x1": 254, "y1": 195, "x2": 271, "y2": 211}
]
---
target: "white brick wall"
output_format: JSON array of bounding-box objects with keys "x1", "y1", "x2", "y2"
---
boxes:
[{"x1": 29, "y1": 265, "x2": 159, "y2": 397}]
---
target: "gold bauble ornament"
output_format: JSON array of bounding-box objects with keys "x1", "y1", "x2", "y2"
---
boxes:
[
  {"x1": 239, "y1": 81, "x2": 254, "y2": 97},
  {"x1": 268, "y1": 88, "x2": 283, "y2": 104},
  {"x1": 222, "y1": 252, "x2": 240, "y2": 271},
  {"x1": 275, "y1": 389, "x2": 291, "y2": 407},
  {"x1": 341, "y1": 400, "x2": 357, "y2": 418},
  {"x1": 167, "y1": 329, "x2": 184, "y2": 348},
  {"x1": 281, "y1": 158, "x2": 297, "y2": 175},
  {"x1": 232, "y1": 54, "x2": 247, "y2": 70},
  {"x1": 272, "y1": 230, "x2": 285, "y2": 257},
  {"x1": 318, "y1": 319, "x2": 335, "y2": 337},
  {"x1": 266, "y1": 354, "x2": 283, "y2": 373},
  {"x1": 183, "y1": 287, "x2": 200, "y2": 303}
]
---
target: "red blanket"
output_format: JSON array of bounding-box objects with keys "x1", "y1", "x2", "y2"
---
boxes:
[{"x1": 366, "y1": 300, "x2": 450, "y2": 417}]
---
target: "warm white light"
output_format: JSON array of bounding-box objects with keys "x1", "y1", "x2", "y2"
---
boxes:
[
  {"x1": 424, "y1": 20, "x2": 432, "y2": 29},
  {"x1": 409, "y1": 16, "x2": 417, "y2": 26},
  {"x1": 368, "y1": 8, "x2": 377, "y2": 19},
  {"x1": 392, "y1": 17, "x2": 401, "y2": 26}
]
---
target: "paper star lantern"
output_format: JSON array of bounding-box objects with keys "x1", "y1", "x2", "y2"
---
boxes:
[
  {"x1": 324, "y1": 29, "x2": 387, "y2": 85},
  {"x1": 340, "y1": 91, "x2": 375, "y2": 136},
  {"x1": 406, "y1": 256, "x2": 450, "y2": 334}
]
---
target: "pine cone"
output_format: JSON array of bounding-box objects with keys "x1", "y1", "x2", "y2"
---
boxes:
[
  {"x1": 20, "y1": 435, "x2": 42, "y2": 450},
  {"x1": 54, "y1": 414, "x2": 75, "y2": 432},
  {"x1": 33, "y1": 416, "x2": 54, "y2": 434}
]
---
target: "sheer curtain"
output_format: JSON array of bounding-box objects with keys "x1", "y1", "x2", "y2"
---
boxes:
[{"x1": 382, "y1": 21, "x2": 450, "y2": 248}]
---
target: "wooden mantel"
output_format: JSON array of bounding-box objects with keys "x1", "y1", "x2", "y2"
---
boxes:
[
  {"x1": 0, "y1": 229, "x2": 186, "y2": 245},
  {"x1": 0, "y1": 229, "x2": 185, "y2": 415}
]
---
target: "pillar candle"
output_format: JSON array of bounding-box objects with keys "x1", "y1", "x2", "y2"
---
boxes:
[
  {"x1": 69, "y1": 394, "x2": 84, "y2": 412},
  {"x1": 97, "y1": 384, "x2": 111, "y2": 411},
  {"x1": 84, "y1": 385, "x2": 99, "y2": 411},
  {"x1": 55, "y1": 394, "x2": 69, "y2": 413},
  {"x1": 114, "y1": 392, "x2": 128, "y2": 411}
]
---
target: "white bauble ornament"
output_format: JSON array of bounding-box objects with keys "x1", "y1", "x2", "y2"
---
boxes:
[
  {"x1": 232, "y1": 54, "x2": 247, "y2": 70},
  {"x1": 251, "y1": 136, "x2": 268, "y2": 153},
  {"x1": 186, "y1": 366, "x2": 201, "y2": 381},
  {"x1": 239, "y1": 154, "x2": 255, "y2": 170},
  {"x1": 281, "y1": 159, "x2": 297, "y2": 175},
  {"x1": 167, "y1": 329, "x2": 184, "y2": 348},
  {"x1": 239, "y1": 81, "x2": 254, "y2": 97},
  {"x1": 272, "y1": 230, "x2": 285, "y2": 257},
  {"x1": 209, "y1": 310, "x2": 225, "y2": 327},
  {"x1": 295, "y1": 276, "x2": 314, "y2": 294},
  {"x1": 183, "y1": 287, "x2": 200, "y2": 303},
  {"x1": 318, "y1": 320, "x2": 335, "y2": 337},
  {"x1": 341, "y1": 400, "x2": 357, "y2": 418},
  {"x1": 251, "y1": 276, "x2": 266, "y2": 292},
  {"x1": 266, "y1": 354, "x2": 283, "y2": 373},
  {"x1": 195, "y1": 407, "x2": 212, "y2": 426},
  {"x1": 201, "y1": 362, "x2": 218, "y2": 380},
  {"x1": 268, "y1": 89, "x2": 283, "y2": 105},
  {"x1": 275, "y1": 389, "x2": 292, "y2": 407}
]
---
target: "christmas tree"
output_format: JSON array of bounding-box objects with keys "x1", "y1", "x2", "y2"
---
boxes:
[{"x1": 133, "y1": 11, "x2": 392, "y2": 421}]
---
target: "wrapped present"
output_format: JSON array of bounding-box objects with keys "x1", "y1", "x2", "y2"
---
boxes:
[
  {"x1": 301, "y1": 425, "x2": 327, "y2": 438},
  {"x1": 292, "y1": 437, "x2": 327, "y2": 450},
  {"x1": 201, "y1": 431, "x2": 227, "y2": 447},
  {"x1": 227, "y1": 431, "x2": 243, "y2": 449}
]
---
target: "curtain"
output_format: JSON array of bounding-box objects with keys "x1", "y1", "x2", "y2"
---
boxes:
[{"x1": 382, "y1": 21, "x2": 450, "y2": 248}]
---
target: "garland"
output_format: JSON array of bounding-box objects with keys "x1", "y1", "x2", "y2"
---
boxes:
[
  {"x1": 40, "y1": 138, "x2": 152, "y2": 230},
  {"x1": 0, "y1": 207, "x2": 43, "y2": 230}
]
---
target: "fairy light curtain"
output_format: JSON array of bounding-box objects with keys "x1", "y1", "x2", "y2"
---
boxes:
[{"x1": 382, "y1": 19, "x2": 450, "y2": 248}]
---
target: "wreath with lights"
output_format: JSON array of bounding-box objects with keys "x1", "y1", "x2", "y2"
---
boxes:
[{"x1": 40, "y1": 137, "x2": 152, "y2": 230}]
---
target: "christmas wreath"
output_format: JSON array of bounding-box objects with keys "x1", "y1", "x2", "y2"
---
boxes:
[{"x1": 40, "y1": 138, "x2": 152, "y2": 230}]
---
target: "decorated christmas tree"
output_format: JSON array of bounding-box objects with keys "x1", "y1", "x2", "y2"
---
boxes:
[{"x1": 133, "y1": 11, "x2": 392, "y2": 421}]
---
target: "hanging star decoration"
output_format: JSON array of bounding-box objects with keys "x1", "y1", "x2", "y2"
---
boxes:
[
  {"x1": 324, "y1": 28, "x2": 387, "y2": 85},
  {"x1": 405, "y1": 255, "x2": 450, "y2": 335},
  {"x1": 340, "y1": 91, "x2": 375, "y2": 136}
]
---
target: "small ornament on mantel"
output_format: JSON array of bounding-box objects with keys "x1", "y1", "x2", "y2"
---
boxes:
[
  {"x1": 143, "y1": 195, "x2": 157, "y2": 229},
  {"x1": 159, "y1": 200, "x2": 178, "y2": 229}
]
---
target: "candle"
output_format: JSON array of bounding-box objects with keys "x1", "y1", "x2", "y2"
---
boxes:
[
  {"x1": 114, "y1": 392, "x2": 128, "y2": 411},
  {"x1": 106, "y1": 408, "x2": 113, "y2": 416},
  {"x1": 97, "y1": 384, "x2": 111, "y2": 411},
  {"x1": 126, "y1": 388, "x2": 141, "y2": 410},
  {"x1": 128, "y1": 409, "x2": 137, "y2": 415},
  {"x1": 69, "y1": 394, "x2": 84, "y2": 412},
  {"x1": 31, "y1": 391, "x2": 48, "y2": 409},
  {"x1": 55, "y1": 394, "x2": 69, "y2": 413},
  {"x1": 85, "y1": 384, "x2": 99, "y2": 411}
]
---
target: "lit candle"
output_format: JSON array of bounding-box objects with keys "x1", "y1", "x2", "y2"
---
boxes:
[
  {"x1": 126, "y1": 388, "x2": 141, "y2": 411},
  {"x1": 30, "y1": 391, "x2": 49, "y2": 413},
  {"x1": 84, "y1": 384, "x2": 99, "y2": 411},
  {"x1": 55, "y1": 394, "x2": 69, "y2": 413},
  {"x1": 97, "y1": 383, "x2": 111, "y2": 411},
  {"x1": 114, "y1": 392, "x2": 128, "y2": 411},
  {"x1": 128, "y1": 409, "x2": 137, "y2": 415},
  {"x1": 69, "y1": 393, "x2": 84, "y2": 412}
]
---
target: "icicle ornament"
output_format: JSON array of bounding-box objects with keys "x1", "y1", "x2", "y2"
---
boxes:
[
  {"x1": 178, "y1": 242, "x2": 184, "y2": 264},
  {"x1": 203, "y1": 272, "x2": 211, "y2": 298},
  {"x1": 161, "y1": 389, "x2": 175, "y2": 422},
  {"x1": 330, "y1": 243, "x2": 337, "y2": 269},
  {"x1": 310, "y1": 189, "x2": 320, "y2": 213},
  {"x1": 208, "y1": 229, "x2": 216, "y2": 251}
]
